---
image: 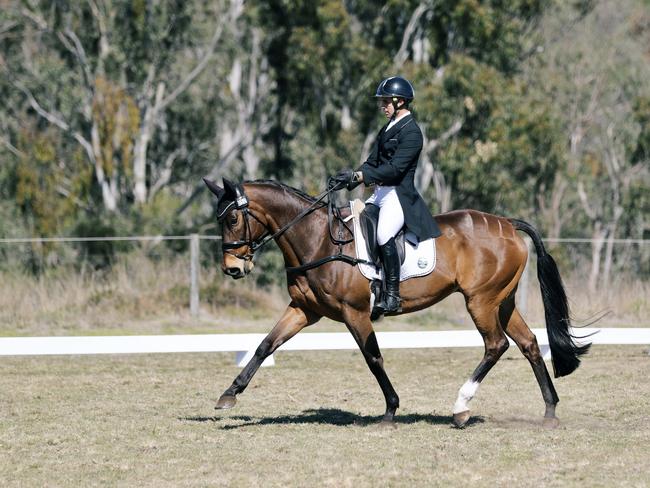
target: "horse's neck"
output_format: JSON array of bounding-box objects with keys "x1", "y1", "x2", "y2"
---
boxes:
[{"x1": 247, "y1": 184, "x2": 329, "y2": 261}]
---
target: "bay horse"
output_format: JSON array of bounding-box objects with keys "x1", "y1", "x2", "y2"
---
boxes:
[{"x1": 204, "y1": 178, "x2": 590, "y2": 428}]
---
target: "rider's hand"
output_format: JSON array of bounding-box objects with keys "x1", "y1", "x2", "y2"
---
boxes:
[
  {"x1": 328, "y1": 169, "x2": 353, "y2": 191},
  {"x1": 329, "y1": 169, "x2": 362, "y2": 191}
]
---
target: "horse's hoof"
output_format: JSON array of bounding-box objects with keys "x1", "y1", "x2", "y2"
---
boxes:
[
  {"x1": 542, "y1": 416, "x2": 560, "y2": 429},
  {"x1": 215, "y1": 394, "x2": 237, "y2": 410},
  {"x1": 453, "y1": 410, "x2": 471, "y2": 428}
]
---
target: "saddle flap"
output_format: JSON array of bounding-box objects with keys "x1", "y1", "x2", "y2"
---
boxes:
[
  {"x1": 359, "y1": 204, "x2": 380, "y2": 267},
  {"x1": 359, "y1": 204, "x2": 406, "y2": 266},
  {"x1": 350, "y1": 199, "x2": 436, "y2": 283}
]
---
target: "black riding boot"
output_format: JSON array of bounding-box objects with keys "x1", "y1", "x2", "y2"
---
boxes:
[{"x1": 373, "y1": 237, "x2": 401, "y2": 317}]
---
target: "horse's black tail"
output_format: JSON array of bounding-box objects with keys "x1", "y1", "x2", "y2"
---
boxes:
[{"x1": 510, "y1": 218, "x2": 591, "y2": 378}]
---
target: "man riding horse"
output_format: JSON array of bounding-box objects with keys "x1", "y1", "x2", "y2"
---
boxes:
[
  {"x1": 203, "y1": 76, "x2": 590, "y2": 428},
  {"x1": 331, "y1": 76, "x2": 440, "y2": 317}
]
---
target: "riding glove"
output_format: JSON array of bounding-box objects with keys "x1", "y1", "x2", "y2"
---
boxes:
[{"x1": 330, "y1": 169, "x2": 362, "y2": 191}]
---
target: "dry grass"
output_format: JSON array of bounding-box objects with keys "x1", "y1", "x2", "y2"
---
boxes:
[
  {"x1": 1, "y1": 345, "x2": 649, "y2": 487},
  {"x1": 522, "y1": 276, "x2": 650, "y2": 329},
  {"x1": 0, "y1": 251, "x2": 289, "y2": 336},
  {"x1": 0, "y1": 249, "x2": 648, "y2": 338},
  {"x1": 0, "y1": 251, "x2": 191, "y2": 333}
]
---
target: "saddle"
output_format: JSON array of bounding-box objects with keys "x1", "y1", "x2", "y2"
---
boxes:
[{"x1": 349, "y1": 199, "x2": 436, "y2": 283}]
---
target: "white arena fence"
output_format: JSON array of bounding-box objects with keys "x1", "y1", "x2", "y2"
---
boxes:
[{"x1": 1, "y1": 328, "x2": 649, "y2": 367}]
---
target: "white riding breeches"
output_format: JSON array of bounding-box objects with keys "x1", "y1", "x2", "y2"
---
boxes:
[{"x1": 365, "y1": 186, "x2": 405, "y2": 246}]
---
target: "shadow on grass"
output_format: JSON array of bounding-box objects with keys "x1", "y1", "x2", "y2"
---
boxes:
[{"x1": 179, "y1": 408, "x2": 485, "y2": 430}]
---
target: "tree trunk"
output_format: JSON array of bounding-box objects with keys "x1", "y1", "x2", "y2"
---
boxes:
[
  {"x1": 601, "y1": 226, "x2": 615, "y2": 295},
  {"x1": 90, "y1": 121, "x2": 118, "y2": 212},
  {"x1": 432, "y1": 167, "x2": 452, "y2": 213},
  {"x1": 601, "y1": 205, "x2": 623, "y2": 294},
  {"x1": 588, "y1": 222, "x2": 606, "y2": 295},
  {"x1": 340, "y1": 105, "x2": 352, "y2": 130},
  {"x1": 133, "y1": 82, "x2": 165, "y2": 205},
  {"x1": 548, "y1": 174, "x2": 568, "y2": 240},
  {"x1": 417, "y1": 120, "x2": 462, "y2": 213}
]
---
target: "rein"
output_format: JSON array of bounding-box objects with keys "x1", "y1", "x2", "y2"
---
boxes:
[
  {"x1": 250, "y1": 187, "x2": 331, "y2": 253},
  {"x1": 222, "y1": 181, "x2": 372, "y2": 273},
  {"x1": 221, "y1": 187, "x2": 330, "y2": 257}
]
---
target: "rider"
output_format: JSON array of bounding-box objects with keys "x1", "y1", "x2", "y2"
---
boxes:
[{"x1": 332, "y1": 76, "x2": 441, "y2": 316}]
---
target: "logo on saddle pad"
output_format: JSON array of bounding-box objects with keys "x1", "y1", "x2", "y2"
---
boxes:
[{"x1": 349, "y1": 199, "x2": 436, "y2": 282}]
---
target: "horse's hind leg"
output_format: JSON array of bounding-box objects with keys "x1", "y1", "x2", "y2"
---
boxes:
[
  {"x1": 453, "y1": 299, "x2": 510, "y2": 428},
  {"x1": 344, "y1": 308, "x2": 399, "y2": 424},
  {"x1": 215, "y1": 303, "x2": 320, "y2": 410},
  {"x1": 500, "y1": 295, "x2": 560, "y2": 428}
]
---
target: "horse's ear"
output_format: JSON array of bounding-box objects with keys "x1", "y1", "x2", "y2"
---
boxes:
[
  {"x1": 203, "y1": 178, "x2": 225, "y2": 199},
  {"x1": 222, "y1": 178, "x2": 238, "y2": 199}
]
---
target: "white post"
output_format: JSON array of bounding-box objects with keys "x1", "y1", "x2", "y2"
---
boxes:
[
  {"x1": 518, "y1": 237, "x2": 532, "y2": 317},
  {"x1": 190, "y1": 234, "x2": 200, "y2": 318}
]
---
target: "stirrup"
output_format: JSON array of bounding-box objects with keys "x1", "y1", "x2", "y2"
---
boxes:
[
  {"x1": 382, "y1": 292, "x2": 402, "y2": 314},
  {"x1": 370, "y1": 292, "x2": 402, "y2": 320}
]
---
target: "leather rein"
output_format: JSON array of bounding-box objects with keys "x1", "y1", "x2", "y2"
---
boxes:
[{"x1": 220, "y1": 182, "x2": 372, "y2": 274}]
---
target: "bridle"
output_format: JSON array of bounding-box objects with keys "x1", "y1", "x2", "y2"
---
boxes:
[
  {"x1": 220, "y1": 209, "x2": 268, "y2": 262},
  {"x1": 217, "y1": 181, "x2": 371, "y2": 274},
  {"x1": 218, "y1": 184, "x2": 332, "y2": 265}
]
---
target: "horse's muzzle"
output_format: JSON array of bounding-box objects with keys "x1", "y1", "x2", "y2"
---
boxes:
[
  {"x1": 224, "y1": 266, "x2": 245, "y2": 279},
  {"x1": 222, "y1": 256, "x2": 254, "y2": 279}
]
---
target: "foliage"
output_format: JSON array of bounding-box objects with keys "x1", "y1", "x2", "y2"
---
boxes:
[{"x1": 0, "y1": 0, "x2": 648, "y2": 287}]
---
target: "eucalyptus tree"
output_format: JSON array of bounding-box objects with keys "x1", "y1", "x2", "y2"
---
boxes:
[
  {"x1": 525, "y1": 0, "x2": 650, "y2": 292},
  {"x1": 3, "y1": 0, "x2": 239, "y2": 218},
  {"x1": 252, "y1": 0, "x2": 559, "y2": 218},
  {"x1": 379, "y1": 0, "x2": 558, "y2": 215}
]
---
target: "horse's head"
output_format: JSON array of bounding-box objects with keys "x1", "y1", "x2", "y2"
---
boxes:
[{"x1": 203, "y1": 177, "x2": 267, "y2": 279}]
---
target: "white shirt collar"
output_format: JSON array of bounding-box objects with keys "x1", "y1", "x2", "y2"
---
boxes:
[{"x1": 385, "y1": 110, "x2": 411, "y2": 132}]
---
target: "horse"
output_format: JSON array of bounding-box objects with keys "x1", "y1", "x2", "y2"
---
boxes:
[{"x1": 203, "y1": 177, "x2": 590, "y2": 428}]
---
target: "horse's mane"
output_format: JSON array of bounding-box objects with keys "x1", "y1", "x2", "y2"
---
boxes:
[{"x1": 245, "y1": 179, "x2": 318, "y2": 203}]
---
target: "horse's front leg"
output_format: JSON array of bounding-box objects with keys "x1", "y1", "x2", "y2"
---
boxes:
[
  {"x1": 215, "y1": 303, "x2": 320, "y2": 410},
  {"x1": 344, "y1": 309, "x2": 400, "y2": 424}
]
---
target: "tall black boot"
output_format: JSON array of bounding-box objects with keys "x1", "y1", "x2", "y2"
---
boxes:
[{"x1": 372, "y1": 237, "x2": 401, "y2": 318}]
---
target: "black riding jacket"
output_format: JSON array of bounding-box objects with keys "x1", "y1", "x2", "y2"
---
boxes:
[{"x1": 358, "y1": 114, "x2": 441, "y2": 241}]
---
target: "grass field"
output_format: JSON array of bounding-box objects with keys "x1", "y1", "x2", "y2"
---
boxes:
[{"x1": 2, "y1": 344, "x2": 649, "y2": 487}]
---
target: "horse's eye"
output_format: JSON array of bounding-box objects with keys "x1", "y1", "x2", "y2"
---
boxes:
[{"x1": 229, "y1": 214, "x2": 238, "y2": 225}]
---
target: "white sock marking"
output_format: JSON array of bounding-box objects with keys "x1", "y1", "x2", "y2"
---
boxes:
[{"x1": 453, "y1": 380, "x2": 480, "y2": 414}]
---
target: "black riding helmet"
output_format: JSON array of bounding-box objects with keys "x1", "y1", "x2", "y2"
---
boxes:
[
  {"x1": 375, "y1": 76, "x2": 414, "y2": 117},
  {"x1": 375, "y1": 76, "x2": 415, "y2": 101}
]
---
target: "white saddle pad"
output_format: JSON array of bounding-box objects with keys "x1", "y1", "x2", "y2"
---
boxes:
[{"x1": 349, "y1": 199, "x2": 436, "y2": 282}]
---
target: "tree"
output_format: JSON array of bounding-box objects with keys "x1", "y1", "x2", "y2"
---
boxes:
[
  {"x1": 4, "y1": 1, "x2": 233, "y2": 214},
  {"x1": 526, "y1": 0, "x2": 650, "y2": 293},
  {"x1": 250, "y1": 0, "x2": 555, "y2": 218}
]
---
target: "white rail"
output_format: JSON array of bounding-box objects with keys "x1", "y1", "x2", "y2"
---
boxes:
[{"x1": 1, "y1": 328, "x2": 648, "y2": 368}]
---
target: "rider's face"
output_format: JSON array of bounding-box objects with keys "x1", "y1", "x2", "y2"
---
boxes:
[{"x1": 378, "y1": 97, "x2": 404, "y2": 119}]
